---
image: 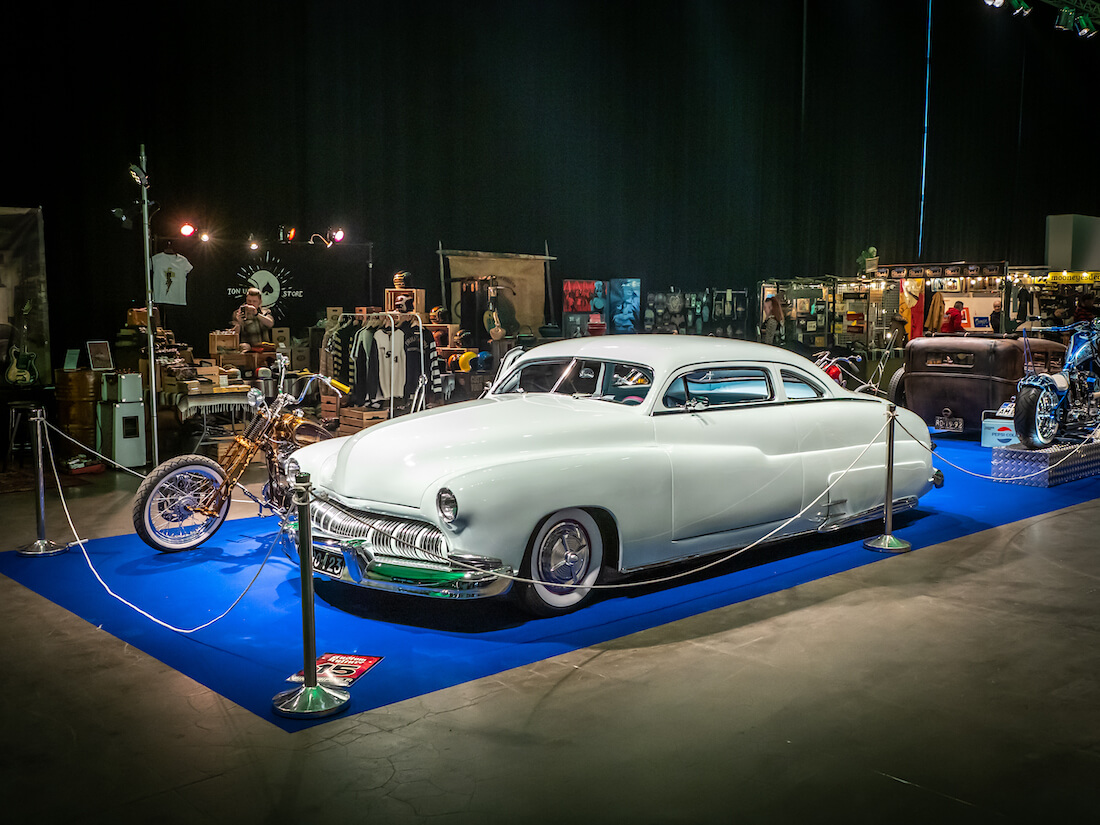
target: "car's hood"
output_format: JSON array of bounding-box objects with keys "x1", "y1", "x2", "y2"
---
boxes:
[{"x1": 296, "y1": 394, "x2": 647, "y2": 507}]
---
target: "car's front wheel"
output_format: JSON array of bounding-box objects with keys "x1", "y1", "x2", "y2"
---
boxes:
[{"x1": 516, "y1": 508, "x2": 604, "y2": 617}]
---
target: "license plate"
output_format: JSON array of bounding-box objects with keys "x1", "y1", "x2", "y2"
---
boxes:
[
  {"x1": 935, "y1": 415, "x2": 964, "y2": 432},
  {"x1": 997, "y1": 401, "x2": 1015, "y2": 418},
  {"x1": 311, "y1": 546, "x2": 345, "y2": 578}
]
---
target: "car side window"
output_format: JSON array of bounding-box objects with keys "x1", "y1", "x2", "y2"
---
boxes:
[
  {"x1": 662, "y1": 367, "x2": 773, "y2": 409},
  {"x1": 781, "y1": 369, "x2": 825, "y2": 400},
  {"x1": 495, "y1": 361, "x2": 570, "y2": 394}
]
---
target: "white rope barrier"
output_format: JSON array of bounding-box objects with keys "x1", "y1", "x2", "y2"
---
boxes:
[
  {"x1": 36, "y1": 417, "x2": 285, "y2": 634},
  {"x1": 895, "y1": 417, "x2": 1100, "y2": 483},
  {"x1": 436, "y1": 415, "x2": 895, "y2": 592}
]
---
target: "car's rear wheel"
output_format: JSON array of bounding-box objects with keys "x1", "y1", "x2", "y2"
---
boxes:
[{"x1": 516, "y1": 508, "x2": 603, "y2": 617}]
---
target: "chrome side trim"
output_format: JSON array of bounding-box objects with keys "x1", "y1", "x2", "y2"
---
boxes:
[{"x1": 816, "y1": 496, "x2": 919, "y2": 533}]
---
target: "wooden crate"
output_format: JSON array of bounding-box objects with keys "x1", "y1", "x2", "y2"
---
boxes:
[
  {"x1": 385, "y1": 288, "x2": 426, "y2": 315},
  {"x1": 209, "y1": 331, "x2": 240, "y2": 356},
  {"x1": 338, "y1": 406, "x2": 389, "y2": 435}
]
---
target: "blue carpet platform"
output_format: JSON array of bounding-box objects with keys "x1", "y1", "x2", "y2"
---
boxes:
[{"x1": 2, "y1": 438, "x2": 1098, "y2": 732}]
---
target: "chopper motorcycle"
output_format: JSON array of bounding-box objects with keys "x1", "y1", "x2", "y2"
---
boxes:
[
  {"x1": 1013, "y1": 318, "x2": 1100, "y2": 450},
  {"x1": 132, "y1": 354, "x2": 346, "y2": 551}
]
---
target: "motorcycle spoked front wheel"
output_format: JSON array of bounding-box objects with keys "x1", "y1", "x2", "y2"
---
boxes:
[
  {"x1": 1014, "y1": 385, "x2": 1062, "y2": 450},
  {"x1": 132, "y1": 454, "x2": 230, "y2": 552}
]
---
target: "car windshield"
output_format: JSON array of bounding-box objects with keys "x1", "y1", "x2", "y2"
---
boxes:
[{"x1": 493, "y1": 358, "x2": 654, "y2": 405}]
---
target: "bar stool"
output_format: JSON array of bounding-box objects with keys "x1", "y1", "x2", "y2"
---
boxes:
[{"x1": 5, "y1": 400, "x2": 39, "y2": 471}]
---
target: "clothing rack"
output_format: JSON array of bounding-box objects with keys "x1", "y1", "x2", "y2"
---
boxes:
[{"x1": 333, "y1": 311, "x2": 429, "y2": 416}]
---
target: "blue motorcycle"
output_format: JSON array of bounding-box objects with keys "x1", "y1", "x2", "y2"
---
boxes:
[{"x1": 1014, "y1": 319, "x2": 1100, "y2": 449}]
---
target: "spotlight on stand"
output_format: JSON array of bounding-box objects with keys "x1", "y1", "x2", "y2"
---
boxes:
[
  {"x1": 111, "y1": 207, "x2": 134, "y2": 229},
  {"x1": 329, "y1": 227, "x2": 345, "y2": 244},
  {"x1": 180, "y1": 222, "x2": 195, "y2": 237},
  {"x1": 278, "y1": 225, "x2": 297, "y2": 242},
  {"x1": 1056, "y1": 7, "x2": 1076, "y2": 30}
]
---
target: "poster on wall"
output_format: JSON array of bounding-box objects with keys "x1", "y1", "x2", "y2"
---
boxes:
[
  {"x1": 563, "y1": 279, "x2": 596, "y2": 314},
  {"x1": 563, "y1": 312, "x2": 590, "y2": 338},
  {"x1": 608, "y1": 278, "x2": 641, "y2": 334}
]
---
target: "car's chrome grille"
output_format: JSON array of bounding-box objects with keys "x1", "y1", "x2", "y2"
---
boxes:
[{"x1": 310, "y1": 496, "x2": 449, "y2": 566}]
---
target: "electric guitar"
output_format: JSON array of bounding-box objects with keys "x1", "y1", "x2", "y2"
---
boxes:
[{"x1": 4, "y1": 301, "x2": 38, "y2": 387}]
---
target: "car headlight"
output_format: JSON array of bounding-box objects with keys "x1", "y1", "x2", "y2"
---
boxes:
[{"x1": 436, "y1": 488, "x2": 458, "y2": 523}]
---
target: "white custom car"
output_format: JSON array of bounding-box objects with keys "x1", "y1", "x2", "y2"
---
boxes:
[{"x1": 291, "y1": 335, "x2": 941, "y2": 616}]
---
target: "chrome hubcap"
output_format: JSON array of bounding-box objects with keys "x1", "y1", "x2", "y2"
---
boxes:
[{"x1": 537, "y1": 520, "x2": 591, "y2": 592}]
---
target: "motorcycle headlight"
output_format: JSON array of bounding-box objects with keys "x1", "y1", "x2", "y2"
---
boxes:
[
  {"x1": 284, "y1": 456, "x2": 301, "y2": 481},
  {"x1": 247, "y1": 387, "x2": 264, "y2": 408},
  {"x1": 436, "y1": 488, "x2": 458, "y2": 523}
]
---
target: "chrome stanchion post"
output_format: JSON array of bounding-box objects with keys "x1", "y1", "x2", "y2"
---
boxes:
[
  {"x1": 273, "y1": 472, "x2": 350, "y2": 718},
  {"x1": 17, "y1": 408, "x2": 67, "y2": 557},
  {"x1": 864, "y1": 403, "x2": 912, "y2": 554}
]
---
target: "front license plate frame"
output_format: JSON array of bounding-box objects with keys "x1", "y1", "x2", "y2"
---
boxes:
[
  {"x1": 934, "y1": 415, "x2": 964, "y2": 432},
  {"x1": 311, "y1": 546, "x2": 345, "y2": 578}
]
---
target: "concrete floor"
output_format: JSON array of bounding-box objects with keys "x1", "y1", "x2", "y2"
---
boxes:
[{"x1": 1, "y1": 461, "x2": 1098, "y2": 824}]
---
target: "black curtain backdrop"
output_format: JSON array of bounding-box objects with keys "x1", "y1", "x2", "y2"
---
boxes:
[{"x1": 6, "y1": 1, "x2": 1099, "y2": 362}]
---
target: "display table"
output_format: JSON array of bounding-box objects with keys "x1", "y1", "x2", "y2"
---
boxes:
[
  {"x1": 991, "y1": 440, "x2": 1100, "y2": 488},
  {"x1": 172, "y1": 389, "x2": 252, "y2": 421},
  {"x1": 172, "y1": 390, "x2": 253, "y2": 450}
]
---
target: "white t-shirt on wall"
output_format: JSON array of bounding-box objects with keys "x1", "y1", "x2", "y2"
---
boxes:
[{"x1": 151, "y1": 252, "x2": 193, "y2": 305}]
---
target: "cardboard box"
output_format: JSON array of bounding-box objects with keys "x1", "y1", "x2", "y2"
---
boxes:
[
  {"x1": 290, "y1": 346, "x2": 310, "y2": 370},
  {"x1": 272, "y1": 327, "x2": 292, "y2": 348},
  {"x1": 326, "y1": 307, "x2": 343, "y2": 322},
  {"x1": 127, "y1": 307, "x2": 161, "y2": 328}
]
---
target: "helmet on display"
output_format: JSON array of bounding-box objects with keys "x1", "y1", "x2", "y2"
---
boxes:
[
  {"x1": 447, "y1": 354, "x2": 461, "y2": 371},
  {"x1": 455, "y1": 329, "x2": 474, "y2": 348},
  {"x1": 458, "y1": 351, "x2": 477, "y2": 372},
  {"x1": 474, "y1": 351, "x2": 492, "y2": 372},
  {"x1": 429, "y1": 306, "x2": 449, "y2": 324},
  {"x1": 393, "y1": 270, "x2": 410, "y2": 289}
]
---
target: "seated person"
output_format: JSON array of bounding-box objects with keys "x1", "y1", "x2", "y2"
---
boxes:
[{"x1": 231, "y1": 287, "x2": 274, "y2": 348}]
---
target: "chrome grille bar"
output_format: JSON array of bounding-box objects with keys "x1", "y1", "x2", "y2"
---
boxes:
[{"x1": 310, "y1": 497, "x2": 449, "y2": 564}]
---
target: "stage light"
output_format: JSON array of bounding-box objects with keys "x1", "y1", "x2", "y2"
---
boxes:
[
  {"x1": 1075, "y1": 13, "x2": 1097, "y2": 36},
  {"x1": 248, "y1": 234, "x2": 260, "y2": 251},
  {"x1": 983, "y1": 0, "x2": 1005, "y2": 7},
  {"x1": 330, "y1": 227, "x2": 345, "y2": 243},
  {"x1": 180, "y1": 222, "x2": 195, "y2": 237},
  {"x1": 199, "y1": 232, "x2": 211, "y2": 243},
  {"x1": 278, "y1": 225, "x2": 297, "y2": 242},
  {"x1": 1056, "y1": 7, "x2": 1076, "y2": 30},
  {"x1": 111, "y1": 207, "x2": 134, "y2": 229},
  {"x1": 1010, "y1": 0, "x2": 1032, "y2": 16}
]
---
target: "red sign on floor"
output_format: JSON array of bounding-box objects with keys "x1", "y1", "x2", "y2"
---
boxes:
[{"x1": 287, "y1": 653, "x2": 383, "y2": 687}]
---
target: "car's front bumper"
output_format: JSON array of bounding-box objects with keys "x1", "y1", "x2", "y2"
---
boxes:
[
  {"x1": 288, "y1": 494, "x2": 514, "y2": 600},
  {"x1": 302, "y1": 534, "x2": 514, "y2": 600}
]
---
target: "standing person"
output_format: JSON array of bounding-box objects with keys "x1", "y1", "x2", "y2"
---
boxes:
[
  {"x1": 232, "y1": 287, "x2": 274, "y2": 347},
  {"x1": 940, "y1": 300, "x2": 964, "y2": 333},
  {"x1": 761, "y1": 296, "x2": 785, "y2": 346},
  {"x1": 988, "y1": 300, "x2": 1002, "y2": 333},
  {"x1": 1074, "y1": 293, "x2": 1096, "y2": 323}
]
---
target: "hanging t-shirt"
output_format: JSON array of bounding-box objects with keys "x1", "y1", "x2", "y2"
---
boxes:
[{"x1": 151, "y1": 252, "x2": 193, "y2": 305}]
